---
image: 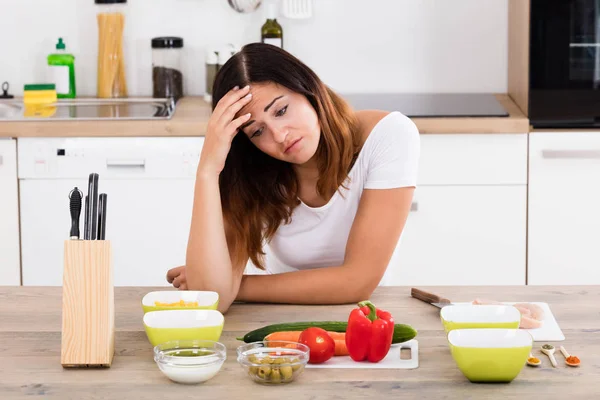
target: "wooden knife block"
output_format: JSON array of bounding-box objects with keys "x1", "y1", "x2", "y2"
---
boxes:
[{"x1": 61, "y1": 240, "x2": 115, "y2": 368}]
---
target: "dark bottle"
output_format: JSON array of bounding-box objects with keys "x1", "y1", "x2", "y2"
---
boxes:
[{"x1": 261, "y1": 3, "x2": 283, "y2": 49}]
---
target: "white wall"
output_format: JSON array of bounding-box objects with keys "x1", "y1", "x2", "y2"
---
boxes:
[{"x1": 0, "y1": 0, "x2": 508, "y2": 97}]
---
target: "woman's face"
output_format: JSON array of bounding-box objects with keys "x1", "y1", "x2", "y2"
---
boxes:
[{"x1": 236, "y1": 82, "x2": 320, "y2": 164}]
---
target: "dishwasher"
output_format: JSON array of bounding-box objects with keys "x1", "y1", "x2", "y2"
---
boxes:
[{"x1": 18, "y1": 137, "x2": 203, "y2": 286}]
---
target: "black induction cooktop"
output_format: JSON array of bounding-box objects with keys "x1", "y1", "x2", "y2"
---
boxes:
[{"x1": 341, "y1": 93, "x2": 509, "y2": 118}]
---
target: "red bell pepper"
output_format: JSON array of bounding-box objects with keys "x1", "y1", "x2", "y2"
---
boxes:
[{"x1": 345, "y1": 300, "x2": 394, "y2": 363}]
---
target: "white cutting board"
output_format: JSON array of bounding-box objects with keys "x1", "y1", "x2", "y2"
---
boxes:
[
  {"x1": 306, "y1": 339, "x2": 418, "y2": 369},
  {"x1": 454, "y1": 302, "x2": 565, "y2": 342}
]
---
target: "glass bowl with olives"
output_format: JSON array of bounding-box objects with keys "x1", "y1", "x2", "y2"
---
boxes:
[{"x1": 236, "y1": 341, "x2": 309, "y2": 384}]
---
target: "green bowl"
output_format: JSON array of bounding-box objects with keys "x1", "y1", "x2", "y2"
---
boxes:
[
  {"x1": 143, "y1": 310, "x2": 225, "y2": 347},
  {"x1": 141, "y1": 290, "x2": 219, "y2": 313},
  {"x1": 440, "y1": 305, "x2": 521, "y2": 333},
  {"x1": 448, "y1": 329, "x2": 532, "y2": 383}
]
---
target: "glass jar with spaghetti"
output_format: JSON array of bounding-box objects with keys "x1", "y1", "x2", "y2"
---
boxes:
[{"x1": 95, "y1": 0, "x2": 128, "y2": 98}]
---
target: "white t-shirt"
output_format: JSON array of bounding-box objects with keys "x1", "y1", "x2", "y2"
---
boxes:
[{"x1": 248, "y1": 111, "x2": 420, "y2": 283}]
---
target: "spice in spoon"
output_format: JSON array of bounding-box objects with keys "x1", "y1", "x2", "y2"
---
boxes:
[
  {"x1": 559, "y1": 346, "x2": 581, "y2": 367},
  {"x1": 527, "y1": 353, "x2": 541, "y2": 367},
  {"x1": 541, "y1": 344, "x2": 557, "y2": 368}
]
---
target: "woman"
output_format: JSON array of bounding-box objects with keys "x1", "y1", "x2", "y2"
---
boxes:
[{"x1": 166, "y1": 43, "x2": 420, "y2": 313}]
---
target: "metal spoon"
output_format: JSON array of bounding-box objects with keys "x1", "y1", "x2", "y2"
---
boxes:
[
  {"x1": 541, "y1": 344, "x2": 557, "y2": 368},
  {"x1": 526, "y1": 352, "x2": 541, "y2": 367},
  {"x1": 559, "y1": 345, "x2": 580, "y2": 367}
]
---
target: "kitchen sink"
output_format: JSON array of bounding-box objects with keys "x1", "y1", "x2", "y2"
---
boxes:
[
  {"x1": 0, "y1": 98, "x2": 175, "y2": 121},
  {"x1": 0, "y1": 102, "x2": 22, "y2": 119}
]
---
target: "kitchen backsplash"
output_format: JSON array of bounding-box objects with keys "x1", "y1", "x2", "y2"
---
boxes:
[{"x1": 1, "y1": 0, "x2": 508, "y2": 97}]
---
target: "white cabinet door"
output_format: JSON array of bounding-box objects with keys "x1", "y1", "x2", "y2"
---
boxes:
[
  {"x1": 0, "y1": 139, "x2": 21, "y2": 285},
  {"x1": 528, "y1": 132, "x2": 600, "y2": 285},
  {"x1": 384, "y1": 185, "x2": 527, "y2": 286},
  {"x1": 418, "y1": 134, "x2": 528, "y2": 185}
]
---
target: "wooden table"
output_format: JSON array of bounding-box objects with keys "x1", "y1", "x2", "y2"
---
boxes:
[{"x1": 1, "y1": 286, "x2": 598, "y2": 399}]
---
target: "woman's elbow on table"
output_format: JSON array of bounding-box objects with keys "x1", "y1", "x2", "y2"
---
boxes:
[
  {"x1": 348, "y1": 266, "x2": 385, "y2": 303},
  {"x1": 185, "y1": 273, "x2": 237, "y2": 314}
]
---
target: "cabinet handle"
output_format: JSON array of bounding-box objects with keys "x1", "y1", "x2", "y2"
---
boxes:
[
  {"x1": 410, "y1": 202, "x2": 418, "y2": 212},
  {"x1": 0, "y1": 154, "x2": 3, "y2": 166},
  {"x1": 106, "y1": 159, "x2": 146, "y2": 168},
  {"x1": 542, "y1": 150, "x2": 600, "y2": 159}
]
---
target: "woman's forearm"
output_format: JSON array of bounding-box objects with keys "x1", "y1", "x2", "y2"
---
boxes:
[
  {"x1": 185, "y1": 170, "x2": 238, "y2": 310},
  {"x1": 236, "y1": 265, "x2": 376, "y2": 305}
]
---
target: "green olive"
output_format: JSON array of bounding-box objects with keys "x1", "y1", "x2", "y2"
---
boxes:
[
  {"x1": 274, "y1": 357, "x2": 285, "y2": 365},
  {"x1": 270, "y1": 368, "x2": 281, "y2": 383},
  {"x1": 257, "y1": 365, "x2": 271, "y2": 379},
  {"x1": 249, "y1": 366, "x2": 258, "y2": 374},
  {"x1": 247, "y1": 354, "x2": 258, "y2": 364},
  {"x1": 280, "y1": 366, "x2": 293, "y2": 380},
  {"x1": 292, "y1": 364, "x2": 304, "y2": 372},
  {"x1": 291, "y1": 361, "x2": 302, "y2": 371},
  {"x1": 262, "y1": 356, "x2": 272, "y2": 364}
]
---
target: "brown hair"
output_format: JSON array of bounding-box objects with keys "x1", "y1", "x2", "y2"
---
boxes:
[{"x1": 212, "y1": 43, "x2": 361, "y2": 270}]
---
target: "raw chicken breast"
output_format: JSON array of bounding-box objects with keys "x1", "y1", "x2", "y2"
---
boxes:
[
  {"x1": 472, "y1": 298, "x2": 503, "y2": 306},
  {"x1": 471, "y1": 299, "x2": 545, "y2": 329},
  {"x1": 513, "y1": 303, "x2": 545, "y2": 329}
]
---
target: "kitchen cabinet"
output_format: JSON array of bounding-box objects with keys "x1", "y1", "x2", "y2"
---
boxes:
[
  {"x1": 528, "y1": 132, "x2": 600, "y2": 285},
  {"x1": 0, "y1": 139, "x2": 21, "y2": 285},
  {"x1": 18, "y1": 137, "x2": 202, "y2": 286},
  {"x1": 15, "y1": 133, "x2": 530, "y2": 287},
  {"x1": 384, "y1": 134, "x2": 528, "y2": 286}
]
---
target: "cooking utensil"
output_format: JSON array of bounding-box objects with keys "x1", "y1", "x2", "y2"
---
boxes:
[
  {"x1": 68, "y1": 187, "x2": 83, "y2": 239},
  {"x1": 87, "y1": 173, "x2": 99, "y2": 240},
  {"x1": 527, "y1": 352, "x2": 541, "y2": 367},
  {"x1": 541, "y1": 344, "x2": 557, "y2": 368},
  {"x1": 227, "y1": 0, "x2": 262, "y2": 13},
  {"x1": 97, "y1": 193, "x2": 107, "y2": 240},
  {"x1": 83, "y1": 195, "x2": 89, "y2": 240},
  {"x1": 559, "y1": 345, "x2": 580, "y2": 367},
  {"x1": 410, "y1": 288, "x2": 453, "y2": 308},
  {"x1": 281, "y1": 0, "x2": 312, "y2": 19}
]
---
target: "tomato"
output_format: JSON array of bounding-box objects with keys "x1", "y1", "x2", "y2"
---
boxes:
[{"x1": 298, "y1": 327, "x2": 335, "y2": 364}]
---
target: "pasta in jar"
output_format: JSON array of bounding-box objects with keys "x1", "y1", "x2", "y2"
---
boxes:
[{"x1": 96, "y1": 1, "x2": 128, "y2": 98}]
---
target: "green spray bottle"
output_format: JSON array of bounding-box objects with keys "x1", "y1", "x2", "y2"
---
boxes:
[{"x1": 47, "y1": 38, "x2": 76, "y2": 99}]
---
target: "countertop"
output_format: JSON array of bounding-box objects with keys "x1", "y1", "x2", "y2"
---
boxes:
[
  {"x1": 1, "y1": 285, "x2": 598, "y2": 399},
  {"x1": 0, "y1": 94, "x2": 529, "y2": 137}
]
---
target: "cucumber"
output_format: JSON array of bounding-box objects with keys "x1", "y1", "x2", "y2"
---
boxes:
[{"x1": 237, "y1": 321, "x2": 417, "y2": 344}]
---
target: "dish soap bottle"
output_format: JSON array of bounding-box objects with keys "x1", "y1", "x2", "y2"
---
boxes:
[
  {"x1": 47, "y1": 38, "x2": 76, "y2": 99},
  {"x1": 261, "y1": 2, "x2": 283, "y2": 49}
]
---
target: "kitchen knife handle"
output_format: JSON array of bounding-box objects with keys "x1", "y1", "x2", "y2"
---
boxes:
[
  {"x1": 88, "y1": 173, "x2": 99, "y2": 240},
  {"x1": 97, "y1": 193, "x2": 107, "y2": 240},
  {"x1": 410, "y1": 288, "x2": 451, "y2": 305},
  {"x1": 69, "y1": 187, "x2": 83, "y2": 239},
  {"x1": 83, "y1": 195, "x2": 89, "y2": 240}
]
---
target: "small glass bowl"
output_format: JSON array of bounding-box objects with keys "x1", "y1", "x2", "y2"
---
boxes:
[
  {"x1": 153, "y1": 340, "x2": 226, "y2": 384},
  {"x1": 236, "y1": 341, "x2": 310, "y2": 385}
]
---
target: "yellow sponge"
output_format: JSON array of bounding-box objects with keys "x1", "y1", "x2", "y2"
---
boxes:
[{"x1": 23, "y1": 84, "x2": 57, "y2": 105}]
